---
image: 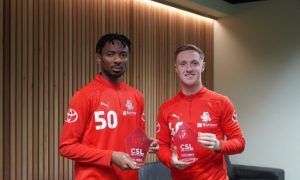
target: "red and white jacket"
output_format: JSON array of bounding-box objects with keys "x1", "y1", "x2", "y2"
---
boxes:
[
  {"x1": 59, "y1": 74, "x2": 145, "y2": 180},
  {"x1": 156, "y1": 87, "x2": 245, "y2": 180}
]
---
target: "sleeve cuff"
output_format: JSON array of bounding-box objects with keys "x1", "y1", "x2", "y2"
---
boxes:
[{"x1": 101, "y1": 150, "x2": 113, "y2": 167}]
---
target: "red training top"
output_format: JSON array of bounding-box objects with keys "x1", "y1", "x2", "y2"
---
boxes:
[
  {"x1": 59, "y1": 74, "x2": 145, "y2": 180},
  {"x1": 156, "y1": 87, "x2": 245, "y2": 180}
]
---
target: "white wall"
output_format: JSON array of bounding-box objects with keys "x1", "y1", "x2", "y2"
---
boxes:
[{"x1": 214, "y1": 0, "x2": 300, "y2": 179}]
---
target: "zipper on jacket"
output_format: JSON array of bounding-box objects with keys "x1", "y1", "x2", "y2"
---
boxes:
[
  {"x1": 115, "y1": 88, "x2": 122, "y2": 108},
  {"x1": 188, "y1": 96, "x2": 192, "y2": 121}
]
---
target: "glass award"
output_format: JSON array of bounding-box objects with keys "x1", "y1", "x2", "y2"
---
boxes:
[
  {"x1": 125, "y1": 127, "x2": 152, "y2": 168},
  {"x1": 173, "y1": 122, "x2": 198, "y2": 162}
]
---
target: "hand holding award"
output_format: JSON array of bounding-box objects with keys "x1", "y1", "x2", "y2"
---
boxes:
[
  {"x1": 173, "y1": 122, "x2": 198, "y2": 163},
  {"x1": 125, "y1": 127, "x2": 152, "y2": 168}
]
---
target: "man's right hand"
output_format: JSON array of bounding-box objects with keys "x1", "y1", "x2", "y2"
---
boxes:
[
  {"x1": 111, "y1": 151, "x2": 139, "y2": 170},
  {"x1": 171, "y1": 147, "x2": 198, "y2": 170}
]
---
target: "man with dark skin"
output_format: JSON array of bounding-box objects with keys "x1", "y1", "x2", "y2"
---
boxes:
[{"x1": 60, "y1": 33, "x2": 159, "y2": 180}]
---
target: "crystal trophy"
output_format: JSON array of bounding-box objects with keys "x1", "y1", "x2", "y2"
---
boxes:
[
  {"x1": 125, "y1": 127, "x2": 152, "y2": 168},
  {"x1": 173, "y1": 122, "x2": 198, "y2": 162}
]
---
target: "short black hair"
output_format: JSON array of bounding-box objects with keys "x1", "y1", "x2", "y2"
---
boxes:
[{"x1": 96, "y1": 33, "x2": 131, "y2": 54}]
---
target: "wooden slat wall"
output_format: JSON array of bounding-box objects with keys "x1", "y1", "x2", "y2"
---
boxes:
[{"x1": 1, "y1": 0, "x2": 214, "y2": 179}]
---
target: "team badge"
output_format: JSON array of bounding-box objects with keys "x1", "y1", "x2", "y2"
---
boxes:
[
  {"x1": 198, "y1": 112, "x2": 217, "y2": 128},
  {"x1": 123, "y1": 100, "x2": 137, "y2": 116},
  {"x1": 178, "y1": 129, "x2": 187, "y2": 139},
  {"x1": 65, "y1": 108, "x2": 78, "y2": 123},
  {"x1": 200, "y1": 112, "x2": 211, "y2": 122},
  {"x1": 126, "y1": 100, "x2": 134, "y2": 111}
]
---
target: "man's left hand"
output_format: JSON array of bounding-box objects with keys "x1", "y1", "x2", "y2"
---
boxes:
[{"x1": 198, "y1": 132, "x2": 221, "y2": 151}]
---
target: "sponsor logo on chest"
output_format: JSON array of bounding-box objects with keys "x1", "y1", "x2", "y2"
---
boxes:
[
  {"x1": 123, "y1": 100, "x2": 137, "y2": 116},
  {"x1": 197, "y1": 111, "x2": 218, "y2": 128}
]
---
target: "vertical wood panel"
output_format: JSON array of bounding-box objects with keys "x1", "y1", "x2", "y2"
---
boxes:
[
  {"x1": 32, "y1": 0, "x2": 39, "y2": 178},
  {"x1": 10, "y1": 0, "x2": 16, "y2": 178},
  {"x1": 48, "y1": 0, "x2": 55, "y2": 178},
  {"x1": 58, "y1": 0, "x2": 64, "y2": 178},
  {"x1": 43, "y1": 0, "x2": 50, "y2": 178},
  {"x1": 0, "y1": 0, "x2": 3, "y2": 178},
  {"x1": 27, "y1": 0, "x2": 34, "y2": 177},
  {"x1": 3, "y1": 0, "x2": 214, "y2": 179},
  {"x1": 16, "y1": 0, "x2": 22, "y2": 176},
  {"x1": 21, "y1": 0, "x2": 28, "y2": 178},
  {"x1": 3, "y1": 0, "x2": 11, "y2": 178},
  {"x1": 38, "y1": 0, "x2": 44, "y2": 178}
]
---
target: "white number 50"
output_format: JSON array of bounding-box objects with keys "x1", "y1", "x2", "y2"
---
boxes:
[{"x1": 94, "y1": 110, "x2": 118, "y2": 130}]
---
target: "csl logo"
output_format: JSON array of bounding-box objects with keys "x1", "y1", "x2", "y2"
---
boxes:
[
  {"x1": 180, "y1": 144, "x2": 193, "y2": 151},
  {"x1": 65, "y1": 108, "x2": 78, "y2": 123},
  {"x1": 131, "y1": 148, "x2": 144, "y2": 156}
]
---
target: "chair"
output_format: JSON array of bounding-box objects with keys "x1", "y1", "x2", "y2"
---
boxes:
[
  {"x1": 139, "y1": 156, "x2": 285, "y2": 180},
  {"x1": 138, "y1": 160, "x2": 171, "y2": 180},
  {"x1": 226, "y1": 156, "x2": 285, "y2": 180}
]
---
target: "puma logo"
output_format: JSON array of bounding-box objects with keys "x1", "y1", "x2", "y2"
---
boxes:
[
  {"x1": 100, "y1": 102, "x2": 110, "y2": 109},
  {"x1": 172, "y1": 114, "x2": 181, "y2": 121}
]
